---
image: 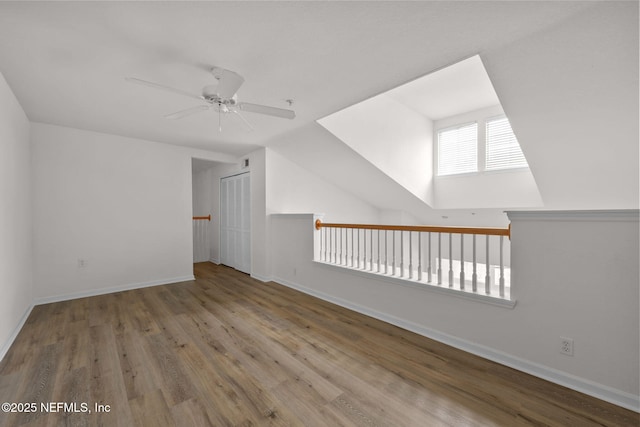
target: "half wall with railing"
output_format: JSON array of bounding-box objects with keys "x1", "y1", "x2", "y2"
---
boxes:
[
  {"x1": 193, "y1": 215, "x2": 211, "y2": 263},
  {"x1": 315, "y1": 219, "x2": 513, "y2": 305}
]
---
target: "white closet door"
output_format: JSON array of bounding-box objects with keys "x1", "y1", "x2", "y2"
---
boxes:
[{"x1": 220, "y1": 172, "x2": 251, "y2": 274}]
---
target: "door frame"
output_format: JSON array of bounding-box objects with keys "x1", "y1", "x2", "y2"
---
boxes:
[{"x1": 219, "y1": 171, "x2": 251, "y2": 274}]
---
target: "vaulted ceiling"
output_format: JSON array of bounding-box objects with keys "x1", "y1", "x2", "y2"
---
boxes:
[{"x1": 0, "y1": 1, "x2": 596, "y2": 156}]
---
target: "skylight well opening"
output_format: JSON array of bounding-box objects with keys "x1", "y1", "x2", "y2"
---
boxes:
[
  {"x1": 317, "y1": 54, "x2": 542, "y2": 210},
  {"x1": 425, "y1": 56, "x2": 529, "y2": 178}
]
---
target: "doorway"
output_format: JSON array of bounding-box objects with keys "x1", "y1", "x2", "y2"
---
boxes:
[{"x1": 220, "y1": 172, "x2": 251, "y2": 274}]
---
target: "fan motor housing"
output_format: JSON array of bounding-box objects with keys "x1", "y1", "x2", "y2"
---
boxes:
[{"x1": 202, "y1": 85, "x2": 237, "y2": 105}]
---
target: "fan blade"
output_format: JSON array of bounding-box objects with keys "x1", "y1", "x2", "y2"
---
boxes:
[
  {"x1": 164, "y1": 105, "x2": 210, "y2": 119},
  {"x1": 125, "y1": 77, "x2": 204, "y2": 101},
  {"x1": 238, "y1": 102, "x2": 296, "y2": 119},
  {"x1": 216, "y1": 69, "x2": 245, "y2": 98}
]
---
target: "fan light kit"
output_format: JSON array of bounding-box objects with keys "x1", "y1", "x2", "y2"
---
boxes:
[{"x1": 126, "y1": 66, "x2": 295, "y2": 132}]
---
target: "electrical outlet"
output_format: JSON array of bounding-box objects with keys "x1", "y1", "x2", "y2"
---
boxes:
[
  {"x1": 560, "y1": 337, "x2": 574, "y2": 356},
  {"x1": 78, "y1": 258, "x2": 88, "y2": 268}
]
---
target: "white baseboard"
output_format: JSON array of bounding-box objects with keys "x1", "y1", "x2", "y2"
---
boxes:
[
  {"x1": 0, "y1": 302, "x2": 34, "y2": 364},
  {"x1": 272, "y1": 275, "x2": 640, "y2": 413},
  {"x1": 209, "y1": 257, "x2": 220, "y2": 265},
  {"x1": 251, "y1": 274, "x2": 272, "y2": 283},
  {"x1": 34, "y1": 275, "x2": 196, "y2": 305}
]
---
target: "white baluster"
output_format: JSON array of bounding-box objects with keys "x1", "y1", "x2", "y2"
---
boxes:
[
  {"x1": 409, "y1": 232, "x2": 413, "y2": 279},
  {"x1": 485, "y1": 235, "x2": 491, "y2": 295},
  {"x1": 333, "y1": 228, "x2": 337, "y2": 264},
  {"x1": 460, "y1": 234, "x2": 465, "y2": 290},
  {"x1": 323, "y1": 228, "x2": 327, "y2": 262},
  {"x1": 357, "y1": 229, "x2": 361, "y2": 269},
  {"x1": 334, "y1": 228, "x2": 338, "y2": 264},
  {"x1": 418, "y1": 232, "x2": 423, "y2": 281},
  {"x1": 327, "y1": 228, "x2": 330, "y2": 263},
  {"x1": 363, "y1": 229, "x2": 367, "y2": 269},
  {"x1": 448, "y1": 233, "x2": 453, "y2": 288},
  {"x1": 472, "y1": 234, "x2": 477, "y2": 292},
  {"x1": 499, "y1": 235, "x2": 505, "y2": 298},
  {"x1": 325, "y1": 228, "x2": 329, "y2": 263},
  {"x1": 428, "y1": 232, "x2": 432, "y2": 283},
  {"x1": 400, "y1": 231, "x2": 404, "y2": 278},
  {"x1": 377, "y1": 230, "x2": 381, "y2": 272},
  {"x1": 346, "y1": 228, "x2": 350, "y2": 267},
  {"x1": 342, "y1": 228, "x2": 346, "y2": 265},
  {"x1": 437, "y1": 233, "x2": 442, "y2": 285},
  {"x1": 384, "y1": 230, "x2": 388, "y2": 274},
  {"x1": 334, "y1": 228, "x2": 337, "y2": 264},
  {"x1": 392, "y1": 231, "x2": 396, "y2": 276},
  {"x1": 339, "y1": 228, "x2": 343, "y2": 265},
  {"x1": 351, "y1": 228, "x2": 354, "y2": 267},
  {"x1": 370, "y1": 229, "x2": 374, "y2": 271},
  {"x1": 336, "y1": 228, "x2": 339, "y2": 264},
  {"x1": 342, "y1": 228, "x2": 346, "y2": 266},
  {"x1": 344, "y1": 228, "x2": 348, "y2": 266}
]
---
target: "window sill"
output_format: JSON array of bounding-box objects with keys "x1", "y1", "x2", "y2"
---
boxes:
[{"x1": 435, "y1": 167, "x2": 530, "y2": 179}]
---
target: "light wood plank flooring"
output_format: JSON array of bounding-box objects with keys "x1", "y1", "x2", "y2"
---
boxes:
[{"x1": 0, "y1": 263, "x2": 637, "y2": 426}]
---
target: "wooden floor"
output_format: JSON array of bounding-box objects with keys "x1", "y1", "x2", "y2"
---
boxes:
[{"x1": 0, "y1": 263, "x2": 637, "y2": 427}]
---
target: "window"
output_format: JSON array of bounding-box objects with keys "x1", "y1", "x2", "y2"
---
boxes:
[
  {"x1": 436, "y1": 113, "x2": 529, "y2": 176},
  {"x1": 486, "y1": 117, "x2": 528, "y2": 170},
  {"x1": 437, "y1": 122, "x2": 477, "y2": 176}
]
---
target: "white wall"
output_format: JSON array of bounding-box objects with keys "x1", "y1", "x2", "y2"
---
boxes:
[
  {"x1": 30, "y1": 123, "x2": 233, "y2": 301},
  {"x1": 318, "y1": 94, "x2": 435, "y2": 206},
  {"x1": 266, "y1": 148, "x2": 380, "y2": 223},
  {"x1": 249, "y1": 148, "x2": 269, "y2": 281},
  {"x1": 379, "y1": 209, "x2": 422, "y2": 226},
  {"x1": 435, "y1": 170, "x2": 543, "y2": 209},
  {"x1": 508, "y1": 210, "x2": 639, "y2": 405},
  {"x1": 268, "y1": 124, "x2": 449, "y2": 225},
  {"x1": 0, "y1": 72, "x2": 32, "y2": 359},
  {"x1": 250, "y1": 147, "x2": 380, "y2": 281},
  {"x1": 270, "y1": 212, "x2": 639, "y2": 411}
]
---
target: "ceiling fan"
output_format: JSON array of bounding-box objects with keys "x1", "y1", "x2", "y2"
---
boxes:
[{"x1": 126, "y1": 67, "x2": 295, "y2": 131}]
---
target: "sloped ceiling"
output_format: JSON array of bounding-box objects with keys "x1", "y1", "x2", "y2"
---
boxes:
[
  {"x1": 0, "y1": 1, "x2": 594, "y2": 156},
  {"x1": 384, "y1": 55, "x2": 500, "y2": 121},
  {"x1": 0, "y1": 1, "x2": 636, "y2": 210},
  {"x1": 482, "y1": 1, "x2": 638, "y2": 209}
]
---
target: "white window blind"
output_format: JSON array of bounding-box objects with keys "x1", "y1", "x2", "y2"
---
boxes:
[
  {"x1": 437, "y1": 122, "x2": 477, "y2": 176},
  {"x1": 486, "y1": 117, "x2": 528, "y2": 170}
]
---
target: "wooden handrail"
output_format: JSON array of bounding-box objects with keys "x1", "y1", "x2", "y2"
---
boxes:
[
  {"x1": 193, "y1": 215, "x2": 211, "y2": 221},
  {"x1": 315, "y1": 219, "x2": 510, "y2": 237}
]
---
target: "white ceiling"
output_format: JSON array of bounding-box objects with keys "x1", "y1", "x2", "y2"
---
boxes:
[
  {"x1": 384, "y1": 55, "x2": 499, "y2": 121},
  {"x1": 0, "y1": 1, "x2": 596, "y2": 157}
]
